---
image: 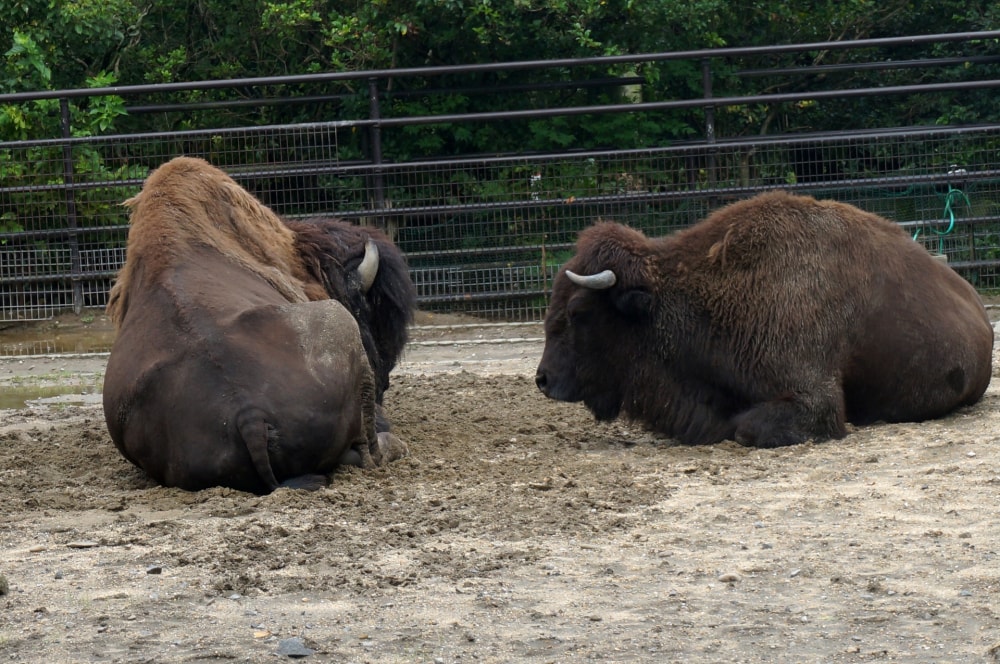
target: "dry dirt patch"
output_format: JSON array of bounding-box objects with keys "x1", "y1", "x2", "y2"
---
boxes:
[{"x1": 1, "y1": 317, "x2": 1000, "y2": 662}]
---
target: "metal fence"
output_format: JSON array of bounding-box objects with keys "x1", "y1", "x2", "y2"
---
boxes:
[{"x1": 2, "y1": 31, "x2": 1000, "y2": 322}]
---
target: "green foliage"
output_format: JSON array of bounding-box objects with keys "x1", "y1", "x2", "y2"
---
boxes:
[
  {"x1": 80, "y1": 73, "x2": 128, "y2": 134},
  {"x1": 700, "y1": 0, "x2": 1000, "y2": 138},
  {"x1": 1, "y1": 0, "x2": 140, "y2": 90},
  {"x1": 1, "y1": 12, "x2": 136, "y2": 243},
  {"x1": 3, "y1": 0, "x2": 998, "y2": 256},
  {"x1": 5, "y1": 0, "x2": 986, "y2": 161},
  {"x1": 4, "y1": 30, "x2": 51, "y2": 89}
]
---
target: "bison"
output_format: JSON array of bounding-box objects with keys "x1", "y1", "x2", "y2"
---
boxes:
[
  {"x1": 535, "y1": 191, "x2": 993, "y2": 448},
  {"x1": 103, "y1": 156, "x2": 415, "y2": 493}
]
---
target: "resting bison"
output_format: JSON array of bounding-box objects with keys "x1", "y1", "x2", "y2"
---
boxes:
[
  {"x1": 536, "y1": 191, "x2": 993, "y2": 448},
  {"x1": 103, "y1": 156, "x2": 415, "y2": 493}
]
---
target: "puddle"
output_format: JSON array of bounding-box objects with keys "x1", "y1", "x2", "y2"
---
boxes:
[
  {"x1": 0, "y1": 311, "x2": 116, "y2": 357},
  {"x1": 0, "y1": 383, "x2": 103, "y2": 410},
  {"x1": 0, "y1": 331, "x2": 114, "y2": 356}
]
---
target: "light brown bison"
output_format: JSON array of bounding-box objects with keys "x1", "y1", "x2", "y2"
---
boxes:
[
  {"x1": 536, "y1": 191, "x2": 993, "y2": 447},
  {"x1": 103, "y1": 156, "x2": 414, "y2": 493}
]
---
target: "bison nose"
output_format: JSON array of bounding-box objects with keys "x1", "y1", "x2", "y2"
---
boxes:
[{"x1": 535, "y1": 370, "x2": 549, "y2": 394}]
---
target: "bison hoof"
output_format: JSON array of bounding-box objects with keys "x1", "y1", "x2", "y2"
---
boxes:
[
  {"x1": 376, "y1": 431, "x2": 409, "y2": 465},
  {"x1": 338, "y1": 448, "x2": 365, "y2": 467},
  {"x1": 340, "y1": 434, "x2": 408, "y2": 470},
  {"x1": 734, "y1": 429, "x2": 810, "y2": 448}
]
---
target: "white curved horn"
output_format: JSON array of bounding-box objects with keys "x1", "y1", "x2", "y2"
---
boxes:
[
  {"x1": 566, "y1": 269, "x2": 617, "y2": 290},
  {"x1": 357, "y1": 239, "x2": 380, "y2": 293}
]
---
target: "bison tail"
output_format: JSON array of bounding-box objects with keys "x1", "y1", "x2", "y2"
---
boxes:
[{"x1": 235, "y1": 407, "x2": 280, "y2": 493}]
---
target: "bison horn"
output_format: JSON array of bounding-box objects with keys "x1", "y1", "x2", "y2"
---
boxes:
[
  {"x1": 357, "y1": 239, "x2": 380, "y2": 293},
  {"x1": 566, "y1": 269, "x2": 617, "y2": 290}
]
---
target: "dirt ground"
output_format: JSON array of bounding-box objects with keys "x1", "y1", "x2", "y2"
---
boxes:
[{"x1": 2, "y1": 311, "x2": 1000, "y2": 663}]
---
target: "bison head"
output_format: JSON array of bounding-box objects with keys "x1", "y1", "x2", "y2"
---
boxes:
[
  {"x1": 536, "y1": 222, "x2": 656, "y2": 421},
  {"x1": 288, "y1": 218, "x2": 416, "y2": 403}
]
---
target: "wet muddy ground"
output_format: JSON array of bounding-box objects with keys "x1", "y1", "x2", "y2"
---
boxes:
[{"x1": 2, "y1": 311, "x2": 1000, "y2": 662}]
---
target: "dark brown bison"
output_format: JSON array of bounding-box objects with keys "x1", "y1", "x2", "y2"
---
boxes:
[
  {"x1": 536, "y1": 191, "x2": 993, "y2": 448},
  {"x1": 103, "y1": 156, "x2": 415, "y2": 493}
]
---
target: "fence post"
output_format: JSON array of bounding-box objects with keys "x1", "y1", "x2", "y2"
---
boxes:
[
  {"x1": 367, "y1": 77, "x2": 392, "y2": 237},
  {"x1": 701, "y1": 58, "x2": 717, "y2": 192},
  {"x1": 60, "y1": 98, "x2": 83, "y2": 314}
]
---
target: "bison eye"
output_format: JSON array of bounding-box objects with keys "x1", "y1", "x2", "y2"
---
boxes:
[
  {"x1": 612, "y1": 288, "x2": 653, "y2": 319},
  {"x1": 566, "y1": 294, "x2": 594, "y2": 324}
]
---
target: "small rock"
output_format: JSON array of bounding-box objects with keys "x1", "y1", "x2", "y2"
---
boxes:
[
  {"x1": 28, "y1": 545, "x2": 46, "y2": 553},
  {"x1": 67, "y1": 541, "x2": 99, "y2": 549},
  {"x1": 0, "y1": 574, "x2": 8, "y2": 596},
  {"x1": 146, "y1": 565, "x2": 163, "y2": 575},
  {"x1": 718, "y1": 573, "x2": 740, "y2": 583},
  {"x1": 277, "y1": 637, "x2": 315, "y2": 658}
]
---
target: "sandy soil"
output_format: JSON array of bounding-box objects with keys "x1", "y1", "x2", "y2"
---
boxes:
[{"x1": 2, "y1": 313, "x2": 1000, "y2": 663}]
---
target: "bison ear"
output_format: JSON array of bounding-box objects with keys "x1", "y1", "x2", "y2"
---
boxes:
[{"x1": 612, "y1": 288, "x2": 653, "y2": 319}]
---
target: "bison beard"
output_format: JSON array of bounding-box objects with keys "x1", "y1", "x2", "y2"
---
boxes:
[
  {"x1": 536, "y1": 190, "x2": 994, "y2": 448},
  {"x1": 103, "y1": 157, "x2": 414, "y2": 493}
]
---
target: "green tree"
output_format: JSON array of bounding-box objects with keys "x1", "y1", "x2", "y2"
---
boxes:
[
  {"x1": 1, "y1": 2, "x2": 139, "y2": 237},
  {"x1": 5, "y1": 0, "x2": 998, "y2": 157},
  {"x1": 1, "y1": 0, "x2": 141, "y2": 89},
  {"x1": 700, "y1": 0, "x2": 1000, "y2": 138}
]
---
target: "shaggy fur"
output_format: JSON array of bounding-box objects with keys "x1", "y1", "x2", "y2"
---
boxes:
[{"x1": 107, "y1": 158, "x2": 324, "y2": 325}]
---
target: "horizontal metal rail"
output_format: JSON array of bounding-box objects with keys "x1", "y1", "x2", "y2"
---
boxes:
[
  {"x1": 3, "y1": 32, "x2": 1000, "y2": 322},
  {"x1": 2, "y1": 30, "x2": 998, "y2": 104}
]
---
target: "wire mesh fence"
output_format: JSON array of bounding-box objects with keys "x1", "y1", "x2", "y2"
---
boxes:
[
  {"x1": 3, "y1": 36, "x2": 1000, "y2": 323},
  {"x1": 3, "y1": 122, "x2": 1000, "y2": 323}
]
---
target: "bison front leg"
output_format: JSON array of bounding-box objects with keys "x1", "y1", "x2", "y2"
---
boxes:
[
  {"x1": 374, "y1": 430, "x2": 408, "y2": 464},
  {"x1": 338, "y1": 404, "x2": 408, "y2": 468},
  {"x1": 733, "y1": 385, "x2": 847, "y2": 448},
  {"x1": 338, "y1": 433, "x2": 407, "y2": 467},
  {"x1": 372, "y1": 403, "x2": 408, "y2": 464}
]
